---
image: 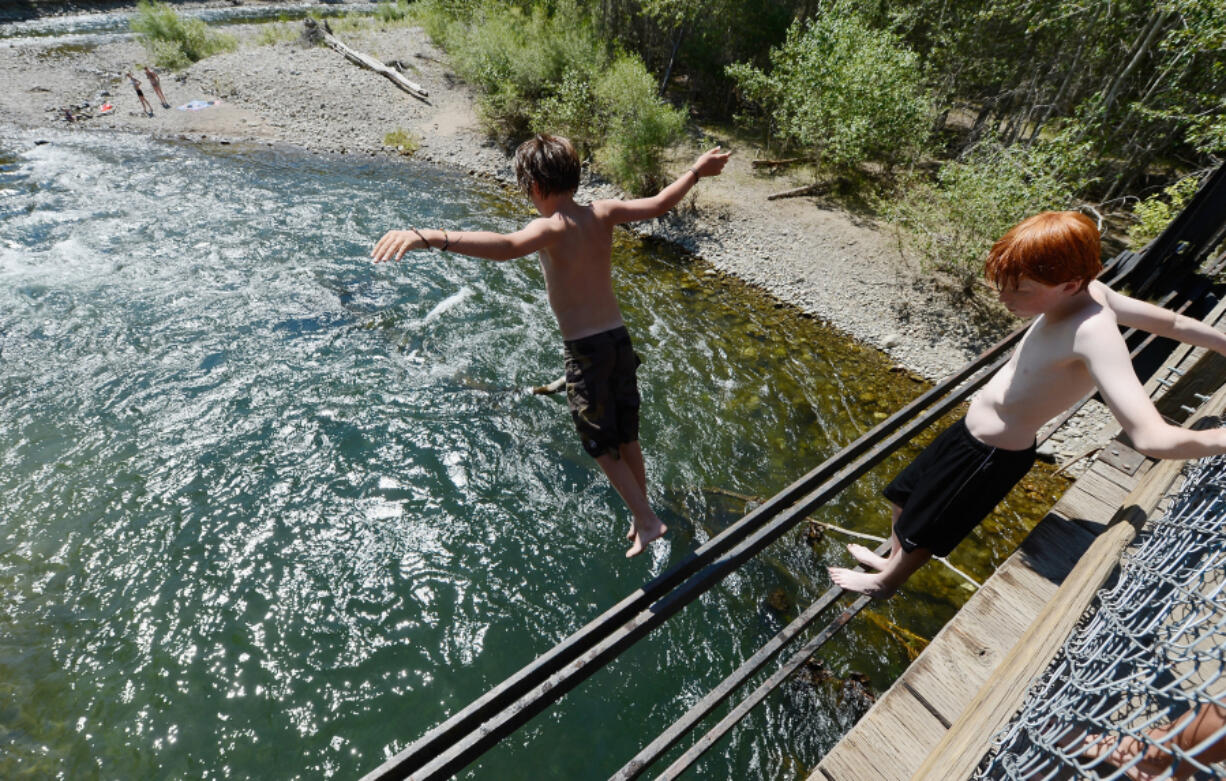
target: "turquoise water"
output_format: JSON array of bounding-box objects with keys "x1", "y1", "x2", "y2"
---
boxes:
[
  {"x1": 0, "y1": 128, "x2": 1053, "y2": 779},
  {"x1": 0, "y1": 3, "x2": 373, "y2": 48}
]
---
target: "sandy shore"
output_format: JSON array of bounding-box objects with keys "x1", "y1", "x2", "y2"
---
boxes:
[{"x1": 0, "y1": 7, "x2": 1116, "y2": 463}]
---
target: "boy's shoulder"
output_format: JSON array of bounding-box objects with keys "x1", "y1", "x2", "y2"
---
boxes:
[{"x1": 1059, "y1": 288, "x2": 1125, "y2": 359}]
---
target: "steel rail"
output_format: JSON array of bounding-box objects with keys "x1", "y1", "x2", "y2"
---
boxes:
[
  {"x1": 361, "y1": 324, "x2": 1023, "y2": 780},
  {"x1": 407, "y1": 363, "x2": 993, "y2": 779}
]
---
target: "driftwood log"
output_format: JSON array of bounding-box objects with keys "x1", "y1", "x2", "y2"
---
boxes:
[
  {"x1": 766, "y1": 182, "x2": 829, "y2": 201},
  {"x1": 303, "y1": 18, "x2": 428, "y2": 102},
  {"x1": 751, "y1": 157, "x2": 816, "y2": 169},
  {"x1": 531, "y1": 376, "x2": 566, "y2": 395}
]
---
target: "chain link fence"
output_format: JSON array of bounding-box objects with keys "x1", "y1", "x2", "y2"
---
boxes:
[{"x1": 976, "y1": 448, "x2": 1226, "y2": 780}]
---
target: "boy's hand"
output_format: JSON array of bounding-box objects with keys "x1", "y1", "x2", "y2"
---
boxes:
[
  {"x1": 371, "y1": 229, "x2": 427, "y2": 262},
  {"x1": 691, "y1": 146, "x2": 732, "y2": 179}
]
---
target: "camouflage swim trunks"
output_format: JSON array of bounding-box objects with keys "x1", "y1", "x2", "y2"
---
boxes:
[{"x1": 562, "y1": 325, "x2": 642, "y2": 459}]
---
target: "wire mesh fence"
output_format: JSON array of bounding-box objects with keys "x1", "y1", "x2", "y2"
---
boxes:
[{"x1": 976, "y1": 448, "x2": 1226, "y2": 780}]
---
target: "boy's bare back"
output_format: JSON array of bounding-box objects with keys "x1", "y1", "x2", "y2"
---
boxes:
[{"x1": 520, "y1": 200, "x2": 621, "y2": 342}]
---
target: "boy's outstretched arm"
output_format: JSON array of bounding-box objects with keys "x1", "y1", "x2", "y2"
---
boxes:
[
  {"x1": 371, "y1": 217, "x2": 564, "y2": 263},
  {"x1": 1079, "y1": 314, "x2": 1226, "y2": 459},
  {"x1": 600, "y1": 146, "x2": 732, "y2": 225},
  {"x1": 1097, "y1": 281, "x2": 1226, "y2": 355}
]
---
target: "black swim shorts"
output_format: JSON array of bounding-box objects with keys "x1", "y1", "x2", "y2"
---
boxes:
[
  {"x1": 883, "y1": 417, "x2": 1036, "y2": 557},
  {"x1": 562, "y1": 325, "x2": 641, "y2": 459}
]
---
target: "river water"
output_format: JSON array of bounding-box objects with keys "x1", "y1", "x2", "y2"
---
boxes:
[
  {"x1": 0, "y1": 128, "x2": 1060, "y2": 778},
  {"x1": 0, "y1": 2, "x2": 374, "y2": 48}
]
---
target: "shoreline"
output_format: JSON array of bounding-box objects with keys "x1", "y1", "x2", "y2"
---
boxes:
[{"x1": 0, "y1": 10, "x2": 1117, "y2": 465}]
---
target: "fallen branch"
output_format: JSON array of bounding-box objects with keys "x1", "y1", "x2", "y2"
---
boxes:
[
  {"x1": 531, "y1": 376, "x2": 566, "y2": 395},
  {"x1": 702, "y1": 486, "x2": 764, "y2": 504},
  {"x1": 304, "y1": 18, "x2": 429, "y2": 102},
  {"x1": 751, "y1": 156, "x2": 816, "y2": 169},
  {"x1": 766, "y1": 182, "x2": 829, "y2": 201}
]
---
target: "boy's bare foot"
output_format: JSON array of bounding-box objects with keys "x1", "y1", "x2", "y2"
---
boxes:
[
  {"x1": 848, "y1": 543, "x2": 888, "y2": 571},
  {"x1": 626, "y1": 520, "x2": 668, "y2": 558},
  {"x1": 828, "y1": 566, "x2": 897, "y2": 599},
  {"x1": 627, "y1": 521, "x2": 636, "y2": 541}
]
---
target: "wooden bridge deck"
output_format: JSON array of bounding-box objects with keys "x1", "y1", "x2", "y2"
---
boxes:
[
  {"x1": 811, "y1": 456, "x2": 1144, "y2": 781},
  {"x1": 809, "y1": 314, "x2": 1226, "y2": 781}
]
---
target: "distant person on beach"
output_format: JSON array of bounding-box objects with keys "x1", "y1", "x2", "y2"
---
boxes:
[
  {"x1": 828, "y1": 210, "x2": 1226, "y2": 598},
  {"x1": 143, "y1": 66, "x2": 169, "y2": 109},
  {"x1": 372, "y1": 134, "x2": 731, "y2": 557},
  {"x1": 126, "y1": 71, "x2": 154, "y2": 116}
]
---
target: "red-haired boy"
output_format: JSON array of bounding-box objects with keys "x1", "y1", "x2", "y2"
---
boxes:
[{"x1": 830, "y1": 211, "x2": 1226, "y2": 598}]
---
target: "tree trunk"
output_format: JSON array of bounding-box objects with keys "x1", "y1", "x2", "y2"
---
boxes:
[
  {"x1": 1101, "y1": 10, "x2": 1170, "y2": 116},
  {"x1": 1027, "y1": 38, "x2": 1086, "y2": 145},
  {"x1": 306, "y1": 19, "x2": 428, "y2": 101},
  {"x1": 658, "y1": 22, "x2": 687, "y2": 97}
]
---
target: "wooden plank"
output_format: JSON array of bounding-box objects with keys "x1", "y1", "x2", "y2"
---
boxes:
[
  {"x1": 911, "y1": 384, "x2": 1226, "y2": 781},
  {"x1": 1051, "y1": 484, "x2": 1118, "y2": 527},
  {"x1": 1015, "y1": 514, "x2": 1097, "y2": 584},
  {"x1": 1087, "y1": 457, "x2": 1141, "y2": 492},
  {"x1": 902, "y1": 617, "x2": 1028, "y2": 724},
  {"x1": 813, "y1": 687, "x2": 945, "y2": 781},
  {"x1": 1070, "y1": 466, "x2": 1134, "y2": 510},
  {"x1": 814, "y1": 516, "x2": 1092, "y2": 776},
  {"x1": 911, "y1": 488, "x2": 1167, "y2": 778}
]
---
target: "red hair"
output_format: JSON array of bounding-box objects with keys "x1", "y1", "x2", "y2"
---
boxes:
[{"x1": 985, "y1": 211, "x2": 1102, "y2": 291}]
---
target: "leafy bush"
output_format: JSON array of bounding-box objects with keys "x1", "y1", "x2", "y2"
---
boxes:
[
  {"x1": 727, "y1": 13, "x2": 930, "y2": 174},
  {"x1": 528, "y1": 71, "x2": 599, "y2": 157},
  {"x1": 592, "y1": 57, "x2": 687, "y2": 193},
  {"x1": 376, "y1": 0, "x2": 413, "y2": 23},
  {"x1": 384, "y1": 128, "x2": 422, "y2": 155},
  {"x1": 130, "y1": 0, "x2": 236, "y2": 69},
  {"x1": 256, "y1": 22, "x2": 298, "y2": 47},
  {"x1": 886, "y1": 136, "x2": 1091, "y2": 289},
  {"x1": 1128, "y1": 175, "x2": 1202, "y2": 249},
  {"x1": 413, "y1": 0, "x2": 684, "y2": 193}
]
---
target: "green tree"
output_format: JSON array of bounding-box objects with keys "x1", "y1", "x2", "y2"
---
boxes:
[
  {"x1": 1128, "y1": 174, "x2": 1204, "y2": 249},
  {"x1": 887, "y1": 135, "x2": 1090, "y2": 289},
  {"x1": 130, "y1": 0, "x2": 236, "y2": 69},
  {"x1": 414, "y1": 0, "x2": 684, "y2": 192},
  {"x1": 727, "y1": 13, "x2": 931, "y2": 174},
  {"x1": 593, "y1": 56, "x2": 688, "y2": 193}
]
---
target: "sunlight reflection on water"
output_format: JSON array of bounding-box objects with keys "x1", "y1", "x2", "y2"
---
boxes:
[{"x1": 0, "y1": 126, "x2": 1060, "y2": 779}]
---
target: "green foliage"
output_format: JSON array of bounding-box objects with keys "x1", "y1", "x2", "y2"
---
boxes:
[
  {"x1": 130, "y1": 0, "x2": 236, "y2": 69},
  {"x1": 376, "y1": 0, "x2": 413, "y2": 23},
  {"x1": 384, "y1": 128, "x2": 422, "y2": 155},
  {"x1": 886, "y1": 136, "x2": 1090, "y2": 288},
  {"x1": 255, "y1": 22, "x2": 298, "y2": 47},
  {"x1": 727, "y1": 14, "x2": 931, "y2": 174},
  {"x1": 1128, "y1": 175, "x2": 1202, "y2": 249},
  {"x1": 415, "y1": 0, "x2": 685, "y2": 193},
  {"x1": 592, "y1": 56, "x2": 688, "y2": 193},
  {"x1": 528, "y1": 71, "x2": 600, "y2": 156}
]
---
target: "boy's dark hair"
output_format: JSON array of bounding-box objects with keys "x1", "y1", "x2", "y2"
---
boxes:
[
  {"x1": 513, "y1": 134, "x2": 580, "y2": 198},
  {"x1": 985, "y1": 211, "x2": 1102, "y2": 292}
]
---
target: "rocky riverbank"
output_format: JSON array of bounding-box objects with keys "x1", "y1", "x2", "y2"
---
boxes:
[{"x1": 0, "y1": 4, "x2": 1118, "y2": 466}]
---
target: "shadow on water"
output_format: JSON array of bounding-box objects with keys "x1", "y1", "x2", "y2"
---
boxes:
[{"x1": 0, "y1": 127, "x2": 1067, "y2": 779}]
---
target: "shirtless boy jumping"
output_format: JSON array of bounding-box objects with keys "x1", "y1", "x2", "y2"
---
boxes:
[
  {"x1": 829, "y1": 210, "x2": 1226, "y2": 598},
  {"x1": 372, "y1": 134, "x2": 730, "y2": 557}
]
